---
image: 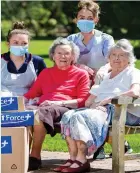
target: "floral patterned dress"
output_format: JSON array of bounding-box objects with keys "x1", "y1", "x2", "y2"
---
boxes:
[{"x1": 61, "y1": 104, "x2": 114, "y2": 156}]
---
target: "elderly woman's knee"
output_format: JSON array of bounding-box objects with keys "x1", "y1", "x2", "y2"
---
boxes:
[{"x1": 70, "y1": 113, "x2": 81, "y2": 122}]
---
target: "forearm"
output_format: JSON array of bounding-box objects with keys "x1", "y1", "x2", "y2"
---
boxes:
[
  {"x1": 62, "y1": 100, "x2": 78, "y2": 108},
  {"x1": 121, "y1": 90, "x2": 140, "y2": 98},
  {"x1": 85, "y1": 94, "x2": 97, "y2": 107},
  {"x1": 50, "y1": 100, "x2": 78, "y2": 109},
  {"x1": 121, "y1": 84, "x2": 140, "y2": 98}
]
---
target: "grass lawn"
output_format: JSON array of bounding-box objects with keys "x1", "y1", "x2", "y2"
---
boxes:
[
  {"x1": 2, "y1": 40, "x2": 140, "y2": 69},
  {"x1": 1, "y1": 40, "x2": 140, "y2": 153}
]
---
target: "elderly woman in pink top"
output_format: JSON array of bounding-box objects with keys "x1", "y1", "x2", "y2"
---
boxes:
[{"x1": 24, "y1": 37, "x2": 90, "y2": 171}]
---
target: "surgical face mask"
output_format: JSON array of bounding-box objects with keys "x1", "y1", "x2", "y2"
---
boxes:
[
  {"x1": 77, "y1": 20, "x2": 95, "y2": 33},
  {"x1": 10, "y1": 45, "x2": 28, "y2": 56}
]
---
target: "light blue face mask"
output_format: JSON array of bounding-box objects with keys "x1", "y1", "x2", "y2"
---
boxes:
[
  {"x1": 77, "y1": 20, "x2": 95, "y2": 33},
  {"x1": 10, "y1": 45, "x2": 28, "y2": 56}
]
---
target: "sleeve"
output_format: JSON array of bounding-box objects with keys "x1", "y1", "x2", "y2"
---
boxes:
[
  {"x1": 94, "y1": 63, "x2": 110, "y2": 85},
  {"x1": 32, "y1": 55, "x2": 46, "y2": 76},
  {"x1": 38, "y1": 58, "x2": 46, "y2": 75},
  {"x1": 89, "y1": 85, "x2": 100, "y2": 96},
  {"x1": 102, "y1": 34, "x2": 115, "y2": 58},
  {"x1": 76, "y1": 71, "x2": 90, "y2": 107},
  {"x1": 67, "y1": 34, "x2": 74, "y2": 41},
  {"x1": 130, "y1": 68, "x2": 140, "y2": 85},
  {"x1": 67, "y1": 33, "x2": 80, "y2": 42},
  {"x1": 24, "y1": 69, "x2": 46, "y2": 99}
]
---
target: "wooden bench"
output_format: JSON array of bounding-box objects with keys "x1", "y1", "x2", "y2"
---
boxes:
[{"x1": 111, "y1": 96, "x2": 140, "y2": 173}]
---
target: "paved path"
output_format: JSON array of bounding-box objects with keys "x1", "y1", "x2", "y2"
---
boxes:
[{"x1": 29, "y1": 151, "x2": 140, "y2": 173}]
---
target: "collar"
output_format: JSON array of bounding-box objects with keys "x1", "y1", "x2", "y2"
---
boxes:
[
  {"x1": 2, "y1": 52, "x2": 32, "y2": 63},
  {"x1": 79, "y1": 29, "x2": 103, "y2": 45}
]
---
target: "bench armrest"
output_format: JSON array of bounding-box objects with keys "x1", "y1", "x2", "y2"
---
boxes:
[{"x1": 111, "y1": 96, "x2": 140, "y2": 105}]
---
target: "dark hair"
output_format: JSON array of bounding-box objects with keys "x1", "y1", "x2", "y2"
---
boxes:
[
  {"x1": 77, "y1": 0, "x2": 100, "y2": 18},
  {"x1": 7, "y1": 21, "x2": 30, "y2": 42}
]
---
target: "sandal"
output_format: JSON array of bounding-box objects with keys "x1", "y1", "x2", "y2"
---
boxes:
[
  {"x1": 53, "y1": 159, "x2": 74, "y2": 172},
  {"x1": 62, "y1": 160, "x2": 90, "y2": 173}
]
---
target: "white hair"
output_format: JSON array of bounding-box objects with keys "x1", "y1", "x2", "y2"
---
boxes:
[
  {"x1": 107, "y1": 39, "x2": 136, "y2": 66},
  {"x1": 49, "y1": 37, "x2": 80, "y2": 64}
]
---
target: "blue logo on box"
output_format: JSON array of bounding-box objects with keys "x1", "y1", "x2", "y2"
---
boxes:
[
  {"x1": 1, "y1": 97, "x2": 18, "y2": 111},
  {"x1": 1, "y1": 136, "x2": 12, "y2": 154},
  {"x1": 1, "y1": 111, "x2": 34, "y2": 127}
]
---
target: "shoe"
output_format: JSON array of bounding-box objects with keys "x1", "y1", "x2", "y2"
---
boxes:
[
  {"x1": 109, "y1": 141, "x2": 133, "y2": 157},
  {"x1": 93, "y1": 146, "x2": 105, "y2": 160},
  {"x1": 28, "y1": 156, "x2": 42, "y2": 171},
  {"x1": 53, "y1": 159, "x2": 74, "y2": 172},
  {"x1": 61, "y1": 160, "x2": 90, "y2": 173},
  {"x1": 125, "y1": 141, "x2": 133, "y2": 154}
]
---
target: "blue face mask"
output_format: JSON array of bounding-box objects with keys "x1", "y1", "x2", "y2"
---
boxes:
[
  {"x1": 10, "y1": 45, "x2": 28, "y2": 56},
  {"x1": 77, "y1": 20, "x2": 95, "y2": 33}
]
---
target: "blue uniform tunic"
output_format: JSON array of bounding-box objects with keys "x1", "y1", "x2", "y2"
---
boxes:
[{"x1": 67, "y1": 29, "x2": 114, "y2": 70}]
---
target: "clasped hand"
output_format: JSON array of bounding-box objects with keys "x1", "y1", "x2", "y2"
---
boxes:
[
  {"x1": 89, "y1": 98, "x2": 111, "y2": 112},
  {"x1": 39, "y1": 100, "x2": 63, "y2": 107},
  {"x1": 89, "y1": 103, "x2": 107, "y2": 112}
]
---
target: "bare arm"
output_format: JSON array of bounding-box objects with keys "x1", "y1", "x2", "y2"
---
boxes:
[
  {"x1": 85, "y1": 94, "x2": 97, "y2": 108},
  {"x1": 120, "y1": 84, "x2": 140, "y2": 98},
  {"x1": 97, "y1": 84, "x2": 140, "y2": 106},
  {"x1": 39, "y1": 99, "x2": 78, "y2": 108}
]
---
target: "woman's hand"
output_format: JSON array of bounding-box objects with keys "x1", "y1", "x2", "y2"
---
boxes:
[
  {"x1": 39, "y1": 100, "x2": 63, "y2": 107},
  {"x1": 28, "y1": 97, "x2": 40, "y2": 105},
  {"x1": 89, "y1": 103, "x2": 107, "y2": 112},
  {"x1": 97, "y1": 98, "x2": 112, "y2": 106},
  {"x1": 23, "y1": 96, "x2": 28, "y2": 105},
  {"x1": 89, "y1": 102, "x2": 96, "y2": 109},
  {"x1": 96, "y1": 106, "x2": 107, "y2": 112}
]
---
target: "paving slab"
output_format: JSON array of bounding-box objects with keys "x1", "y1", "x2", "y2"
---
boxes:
[{"x1": 29, "y1": 151, "x2": 140, "y2": 173}]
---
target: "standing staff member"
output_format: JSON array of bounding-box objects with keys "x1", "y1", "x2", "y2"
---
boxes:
[{"x1": 67, "y1": 0, "x2": 114, "y2": 83}]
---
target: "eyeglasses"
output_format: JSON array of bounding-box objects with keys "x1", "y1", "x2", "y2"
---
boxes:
[{"x1": 110, "y1": 53, "x2": 128, "y2": 59}]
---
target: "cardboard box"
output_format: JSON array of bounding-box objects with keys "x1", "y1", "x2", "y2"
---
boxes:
[
  {"x1": 1, "y1": 110, "x2": 38, "y2": 127},
  {"x1": 1, "y1": 127, "x2": 29, "y2": 173},
  {"x1": 1, "y1": 97, "x2": 25, "y2": 112},
  {"x1": 1, "y1": 96, "x2": 40, "y2": 127}
]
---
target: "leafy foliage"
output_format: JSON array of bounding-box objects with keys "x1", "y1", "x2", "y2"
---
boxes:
[{"x1": 2, "y1": 1, "x2": 140, "y2": 39}]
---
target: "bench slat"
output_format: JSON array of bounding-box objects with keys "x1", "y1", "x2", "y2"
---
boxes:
[{"x1": 108, "y1": 126, "x2": 140, "y2": 135}]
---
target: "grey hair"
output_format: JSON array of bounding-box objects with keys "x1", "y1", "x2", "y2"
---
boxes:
[
  {"x1": 49, "y1": 37, "x2": 80, "y2": 64},
  {"x1": 107, "y1": 39, "x2": 136, "y2": 66}
]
